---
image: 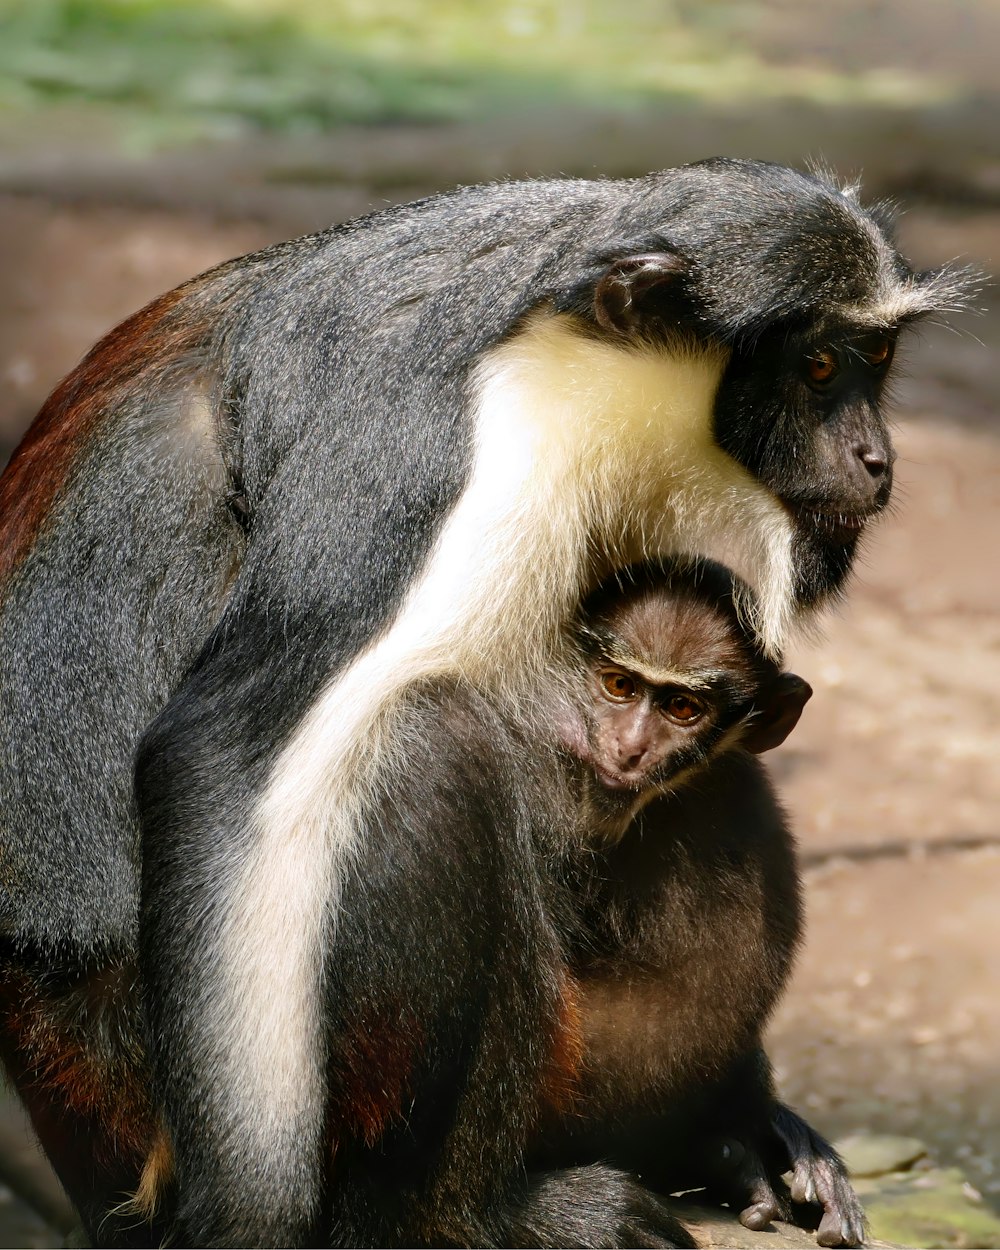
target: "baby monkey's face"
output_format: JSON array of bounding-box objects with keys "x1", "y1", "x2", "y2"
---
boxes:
[
  {"x1": 564, "y1": 576, "x2": 813, "y2": 824},
  {"x1": 582, "y1": 660, "x2": 722, "y2": 795}
]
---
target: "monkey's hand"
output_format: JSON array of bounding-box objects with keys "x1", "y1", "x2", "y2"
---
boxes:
[
  {"x1": 700, "y1": 1106, "x2": 867, "y2": 1248},
  {"x1": 771, "y1": 1103, "x2": 868, "y2": 1248}
]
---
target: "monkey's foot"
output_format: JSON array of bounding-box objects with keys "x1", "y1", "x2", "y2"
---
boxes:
[
  {"x1": 704, "y1": 1138, "x2": 793, "y2": 1232},
  {"x1": 700, "y1": 1124, "x2": 866, "y2": 1249}
]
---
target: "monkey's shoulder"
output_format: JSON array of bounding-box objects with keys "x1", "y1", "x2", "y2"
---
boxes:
[{"x1": 636, "y1": 752, "x2": 794, "y2": 864}]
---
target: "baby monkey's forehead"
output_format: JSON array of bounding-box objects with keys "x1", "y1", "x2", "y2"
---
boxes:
[{"x1": 599, "y1": 590, "x2": 752, "y2": 677}]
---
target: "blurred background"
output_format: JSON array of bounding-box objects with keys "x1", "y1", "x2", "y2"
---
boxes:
[{"x1": 0, "y1": 2, "x2": 997, "y2": 1246}]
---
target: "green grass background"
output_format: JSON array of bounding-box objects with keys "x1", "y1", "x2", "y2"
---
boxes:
[{"x1": 0, "y1": 0, "x2": 953, "y2": 150}]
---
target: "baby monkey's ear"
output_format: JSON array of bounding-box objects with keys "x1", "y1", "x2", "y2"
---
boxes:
[{"x1": 742, "y1": 673, "x2": 813, "y2": 755}]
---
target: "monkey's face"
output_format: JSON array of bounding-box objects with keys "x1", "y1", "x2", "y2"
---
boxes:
[
  {"x1": 570, "y1": 562, "x2": 813, "y2": 824},
  {"x1": 577, "y1": 655, "x2": 811, "y2": 823},
  {"x1": 575, "y1": 640, "x2": 758, "y2": 809},
  {"x1": 582, "y1": 664, "x2": 719, "y2": 799},
  {"x1": 575, "y1": 161, "x2": 971, "y2": 628},
  {"x1": 713, "y1": 320, "x2": 898, "y2": 607}
]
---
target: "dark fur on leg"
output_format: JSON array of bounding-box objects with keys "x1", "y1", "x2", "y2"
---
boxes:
[{"x1": 502, "y1": 1166, "x2": 696, "y2": 1249}]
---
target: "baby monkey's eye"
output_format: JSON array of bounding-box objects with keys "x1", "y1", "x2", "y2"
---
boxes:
[
  {"x1": 661, "y1": 693, "x2": 706, "y2": 724},
  {"x1": 599, "y1": 670, "x2": 639, "y2": 702},
  {"x1": 806, "y1": 350, "x2": 838, "y2": 386}
]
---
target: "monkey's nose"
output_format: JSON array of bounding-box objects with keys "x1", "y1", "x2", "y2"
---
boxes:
[
  {"x1": 854, "y1": 443, "x2": 890, "y2": 479},
  {"x1": 619, "y1": 746, "x2": 647, "y2": 772}
]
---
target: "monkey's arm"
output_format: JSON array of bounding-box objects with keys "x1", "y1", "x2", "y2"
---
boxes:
[
  {"x1": 137, "y1": 626, "x2": 327, "y2": 1246},
  {"x1": 127, "y1": 309, "x2": 485, "y2": 1240}
]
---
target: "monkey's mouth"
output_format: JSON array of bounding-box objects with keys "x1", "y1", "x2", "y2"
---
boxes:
[
  {"x1": 592, "y1": 766, "x2": 643, "y2": 793},
  {"x1": 788, "y1": 503, "x2": 881, "y2": 543}
]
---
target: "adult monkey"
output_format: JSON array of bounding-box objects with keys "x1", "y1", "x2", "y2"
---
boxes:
[{"x1": 0, "y1": 159, "x2": 964, "y2": 1245}]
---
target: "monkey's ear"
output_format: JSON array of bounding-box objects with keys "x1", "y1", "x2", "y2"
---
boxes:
[
  {"x1": 593, "y1": 252, "x2": 688, "y2": 334},
  {"x1": 743, "y1": 673, "x2": 813, "y2": 755}
]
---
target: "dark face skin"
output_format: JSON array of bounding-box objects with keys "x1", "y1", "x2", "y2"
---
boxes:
[
  {"x1": 563, "y1": 575, "x2": 812, "y2": 834},
  {"x1": 714, "y1": 321, "x2": 899, "y2": 606}
]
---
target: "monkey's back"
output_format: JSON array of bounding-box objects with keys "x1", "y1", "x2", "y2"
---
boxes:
[{"x1": 0, "y1": 161, "x2": 897, "y2": 953}]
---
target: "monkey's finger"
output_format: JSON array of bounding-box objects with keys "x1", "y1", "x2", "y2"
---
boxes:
[
  {"x1": 740, "y1": 1199, "x2": 782, "y2": 1232},
  {"x1": 732, "y1": 1145, "x2": 789, "y2": 1231},
  {"x1": 808, "y1": 1161, "x2": 868, "y2": 1246},
  {"x1": 823, "y1": 1188, "x2": 867, "y2": 1246},
  {"x1": 816, "y1": 1204, "x2": 865, "y2": 1248},
  {"x1": 789, "y1": 1160, "x2": 818, "y2": 1205}
]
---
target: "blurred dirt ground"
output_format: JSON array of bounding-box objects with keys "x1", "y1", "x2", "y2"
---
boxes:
[{"x1": 0, "y1": 125, "x2": 998, "y2": 1243}]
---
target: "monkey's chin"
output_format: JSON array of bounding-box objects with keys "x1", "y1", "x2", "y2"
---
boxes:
[
  {"x1": 791, "y1": 524, "x2": 863, "y2": 609},
  {"x1": 578, "y1": 773, "x2": 643, "y2": 839}
]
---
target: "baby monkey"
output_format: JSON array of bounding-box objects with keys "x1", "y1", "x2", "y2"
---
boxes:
[
  {"x1": 313, "y1": 558, "x2": 867, "y2": 1247},
  {"x1": 533, "y1": 558, "x2": 868, "y2": 1248}
]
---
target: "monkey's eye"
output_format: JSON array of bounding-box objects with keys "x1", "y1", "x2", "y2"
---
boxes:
[
  {"x1": 806, "y1": 350, "x2": 838, "y2": 386},
  {"x1": 661, "y1": 693, "x2": 705, "y2": 724},
  {"x1": 599, "y1": 670, "x2": 639, "y2": 702},
  {"x1": 862, "y1": 336, "x2": 894, "y2": 368}
]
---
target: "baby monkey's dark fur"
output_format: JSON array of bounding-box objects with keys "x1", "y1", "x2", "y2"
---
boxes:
[
  {"x1": 531, "y1": 560, "x2": 866, "y2": 1247},
  {"x1": 322, "y1": 558, "x2": 865, "y2": 1247}
]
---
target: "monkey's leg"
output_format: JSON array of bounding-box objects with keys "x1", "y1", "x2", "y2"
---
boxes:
[
  {"x1": 0, "y1": 955, "x2": 168, "y2": 1248},
  {"x1": 322, "y1": 894, "x2": 694, "y2": 1243},
  {"x1": 502, "y1": 1164, "x2": 696, "y2": 1249},
  {"x1": 324, "y1": 1009, "x2": 699, "y2": 1249}
]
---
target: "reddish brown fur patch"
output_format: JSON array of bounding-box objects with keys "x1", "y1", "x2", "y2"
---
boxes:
[
  {"x1": 538, "y1": 972, "x2": 585, "y2": 1118},
  {"x1": 0, "y1": 965, "x2": 154, "y2": 1167},
  {"x1": 331, "y1": 1013, "x2": 419, "y2": 1149},
  {"x1": 0, "y1": 282, "x2": 209, "y2": 590}
]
